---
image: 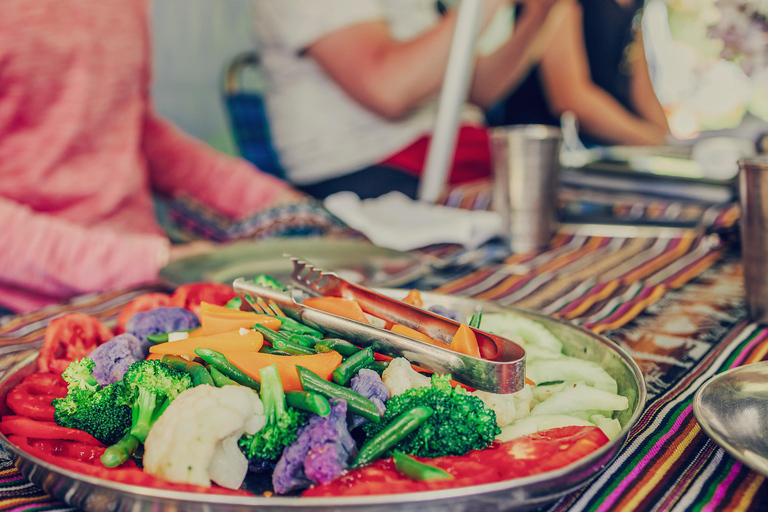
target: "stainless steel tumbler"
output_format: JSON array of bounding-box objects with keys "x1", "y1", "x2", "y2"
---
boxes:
[
  {"x1": 490, "y1": 125, "x2": 562, "y2": 254},
  {"x1": 739, "y1": 155, "x2": 768, "y2": 323}
]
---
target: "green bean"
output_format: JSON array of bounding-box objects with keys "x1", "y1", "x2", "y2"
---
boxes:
[
  {"x1": 225, "y1": 297, "x2": 242, "y2": 310},
  {"x1": 252, "y1": 324, "x2": 287, "y2": 344},
  {"x1": 393, "y1": 450, "x2": 452, "y2": 481},
  {"x1": 469, "y1": 311, "x2": 482, "y2": 329},
  {"x1": 145, "y1": 328, "x2": 196, "y2": 345},
  {"x1": 297, "y1": 366, "x2": 380, "y2": 423},
  {"x1": 160, "y1": 355, "x2": 214, "y2": 387},
  {"x1": 272, "y1": 337, "x2": 316, "y2": 355},
  {"x1": 287, "y1": 333, "x2": 320, "y2": 348},
  {"x1": 350, "y1": 406, "x2": 433, "y2": 469},
  {"x1": 314, "y1": 338, "x2": 360, "y2": 357},
  {"x1": 274, "y1": 315, "x2": 323, "y2": 337},
  {"x1": 194, "y1": 348, "x2": 261, "y2": 392},
  {"x1": 101, "y1": 432, "x2": 140, "y2": 468},
  {"x1": 365, "y1": 360, "x2": 390, "y2": 375},
  {"x1": 207, "y1": 365, "x2": 239, "y2": 387},
  {"x1": 258, "y1": 345, "x2": 292, "y2": 356},
  {"x1": 332, "y1": 347, "x2": 374, "y2": 386},
  {"x1": 253, "y1": 274, "x2": 284, "y2": 290},
  {"x1": 285, "y1": 390, "x2": 331, "y2": 416}
]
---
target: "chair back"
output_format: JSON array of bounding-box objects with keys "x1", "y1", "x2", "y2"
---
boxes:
[{"x1": 223, "y1": 52, "x2": 285, "y2": 179}]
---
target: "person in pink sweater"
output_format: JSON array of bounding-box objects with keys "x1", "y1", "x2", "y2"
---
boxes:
[{"x1": 0, "y1": 0, "x2": 299, "y2": 314}]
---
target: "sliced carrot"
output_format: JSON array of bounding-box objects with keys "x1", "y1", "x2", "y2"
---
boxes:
[
  {"x1": 149, "y1": 330, "x2": 263, "y2": 358},
  {"x1": 221, "y1": 351, "x2": 343, "y2": 391},
  {"x1": 145, "y1": 353, "x2": 164, "y2": 361},
  {"x1": 302, "y1": 297, "x2": 370, "y2": 324},
  {"x1": 525, "y1": 377, "x2": 536, "y2": 386},
  {"x1": 402, "y1": 289, "x2": 423, "y2": 307},
  {"x1": 391, "y1": 325, "x2": 442, "y2": 346},
  {"x1": 448, "y1": 324, "x2": 481, "y2": 358},
  {"x1": 199, "y1": 302, "x2": 281, "y2": 335}
]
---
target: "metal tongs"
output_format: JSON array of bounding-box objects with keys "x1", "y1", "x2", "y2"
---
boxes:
[{"x1": 232, "y1": 259, "x2": 526, "y2": 393}]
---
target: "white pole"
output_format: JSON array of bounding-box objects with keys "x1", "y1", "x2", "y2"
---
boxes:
[{"x1": 417, "y1": 0, "x2": 486, "y2": 202}]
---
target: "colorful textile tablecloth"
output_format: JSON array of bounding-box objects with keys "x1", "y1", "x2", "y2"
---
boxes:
[{"x1": 0, "y1": 200, "x2": 762, "y2": 511}]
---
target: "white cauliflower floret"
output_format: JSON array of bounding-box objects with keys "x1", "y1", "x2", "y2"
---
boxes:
[
  {"x1": 143, "y1": 385, "x2": 265, "y2": 489},
  {"x1": 473, "y1": 385, "x2": 533, "y2": 428},
  {"x1": 382, "y1": 357, "x2": 431, "y2": 397}
]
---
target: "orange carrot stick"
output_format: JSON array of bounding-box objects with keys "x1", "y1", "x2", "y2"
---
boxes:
[
  {"x1": 402, "y1": 289, "x2": 423, "y2": 307},
  {"x1": 302, "y1": 297, "x2": 370, "y2": 324},
  {"x1": 221, "y1": 351, "x2": 342, "y2": 391},
  {"x1": 390, "y1": 325, "x2": 442, "y2": 346},
  {"x1": 448, "y1": 324, "x2": 481, "y2": 358},
  {"x1": 149, "y1": 330, "x2": 263, "y2": 358},
  {"x1": 199, "y1": 302, "x2": 281, "y2": 335}
]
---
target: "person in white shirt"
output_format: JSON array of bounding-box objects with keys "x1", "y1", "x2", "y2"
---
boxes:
[{"x1": 253, "y1": 0, "x2": 561, "y2": 199}]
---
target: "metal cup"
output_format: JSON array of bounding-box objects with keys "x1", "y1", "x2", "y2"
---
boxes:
[
  {"x1": 490, "y1": 125, "x2": 562, "y2": 253},
  {"x1": 738, "y1": 155, "x2": 768, "y2": 323}
]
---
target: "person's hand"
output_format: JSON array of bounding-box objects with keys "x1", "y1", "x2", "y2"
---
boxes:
[{"x1": 168, "y1": 240, "x2": 218, "y2": 264}]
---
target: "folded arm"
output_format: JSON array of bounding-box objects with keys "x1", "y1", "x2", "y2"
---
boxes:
[
  {"x1": 306, "y1": 0, "x2": 548, "y2": 119},
  {"x1": 0, "y1": 198, "x2": 168, "y2": 299},
  {"x1": 537, "y1": 1, "x2": 668, "y2": 145}
]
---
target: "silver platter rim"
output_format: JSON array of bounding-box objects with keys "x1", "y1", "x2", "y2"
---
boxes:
[{"x1": 0, "y1": 290, "x2": 647, "y2": 511}]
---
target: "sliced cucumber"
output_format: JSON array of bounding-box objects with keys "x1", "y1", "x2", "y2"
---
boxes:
[
  {"x1": 526, "y1": 357, "x2": 618, "y2": 394},
  {"x1": 530, "y1": 382, "x2": 628, "y2": 417},
  {"x1": 497, "y1": 414, "x2": 593, "y2": 442},
  {"x1": 479, "y1": 313, "x2": 563, "y2": 353},
  {"x1": 590, "y1": 414, "x2": 622, "y2": 441}
]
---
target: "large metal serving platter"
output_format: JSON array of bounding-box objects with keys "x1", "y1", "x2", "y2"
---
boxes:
[{"x1": 0, "y1": 291, "x2": 646, "y2": 512}]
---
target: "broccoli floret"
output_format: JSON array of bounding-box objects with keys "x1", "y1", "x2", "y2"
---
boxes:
[
  {"x1": 53, "y1": 384, "x2": 133, "y2": 445},
  {"x1": 363, "y1": 374, "x2": 500, "y2": 458},
  {"x1": 62, "y1": 358, "x2": 100, "y2": 392},
  {"x1": 53, "y1": 360, "x2": 133, "y2": 445},
  {"x1": 239, "y1": 364, "x2": 305, "y2": 462},
  {"x1": 121, "y1": 359, "x2": 192, "y2": 443}
]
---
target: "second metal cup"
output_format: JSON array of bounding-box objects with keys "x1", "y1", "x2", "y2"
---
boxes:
[{"x1": 490, "y1": 125, "x2": 562, "y2": 254}]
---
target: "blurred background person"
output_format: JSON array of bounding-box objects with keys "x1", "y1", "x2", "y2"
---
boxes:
[
  {"x1": 0, "y1": 0, "x2": 301, "y2": 314},
  {"x1": 490, "y1": 0, "x2": 670, "y2": 146},
  {"x1": 252, "y1": 0, "x2": 563, "y2": 200}
]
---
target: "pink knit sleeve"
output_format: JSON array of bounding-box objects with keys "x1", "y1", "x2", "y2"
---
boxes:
[
  {"x1": 0, "y1": 198, "x2": 169, "y2": 299},
  {"x1": 142, "y1": 110, "x2": 297, "y2": 220}
]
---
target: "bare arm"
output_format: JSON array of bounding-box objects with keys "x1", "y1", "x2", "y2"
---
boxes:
[
  {"x1": 470, "y1": 0, "x2": 564, "y2": 108},
  {"x1": 629, "y1": 29, "x2": 670, "y2": 133},
  {"x1": 306, "y1": 0, "x2": 553, "y2": 119},
  {"x1": 537, "y1": 1, "x2": 667, "y2": 145}
]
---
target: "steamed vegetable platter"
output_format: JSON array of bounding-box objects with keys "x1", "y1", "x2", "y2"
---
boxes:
[{"x1": 0, "y1": 278, "x2": 632, "y2": 498}]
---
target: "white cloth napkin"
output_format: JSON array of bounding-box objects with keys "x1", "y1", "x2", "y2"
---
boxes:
[{"x1": 324, "y1": 191, "x2": 503, "y2": 251}]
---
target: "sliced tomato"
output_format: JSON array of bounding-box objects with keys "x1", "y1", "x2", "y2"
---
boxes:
[
  {"x1": 115, "y1": 293, "x2": 172, "y2": 334},
  {"x1": 38, "y1": 313, "x2": 114, "y2": 374},
  {"x1": 6, "y1": 373, "x2": 68, "y2": 421},
  {"x1": 25, "y1": 438, "x2": 105, "y2": 463},
  {"x1": 0, "y1": 416, "x2": 103, "y2": 446},
  {"x1": 304, "y1": 426, "x2": 609, "y2": 497},
  {"x1": 170, "y1": 283, "x2": 235, "y2": 317},
  {"x1": 13, "y1": 440, "x2": 252, "y2": 495},
  {"x1": 484, "y1": 426, "x2": 609, "y2": 479}
]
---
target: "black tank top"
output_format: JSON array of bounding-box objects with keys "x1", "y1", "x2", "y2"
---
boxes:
[{"x1": 492, "y1": 0, "x2": 642, "y2": 131}]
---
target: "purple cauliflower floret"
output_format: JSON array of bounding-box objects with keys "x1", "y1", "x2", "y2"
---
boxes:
[
  {"x1": 125, "y1": 307, "x2": 199, "y2": 353},
  {"x1": 87, "y1": 333, "x2": 145, "y2": 386},
  {"x1": 348, "y1": 369, "x2": 389, "y2": 430},
  {"x1": 272, "y1": 398, "x2": 357, "y2": 495},
  {"x1": 428, "y1": 305, "x2": 467, "y2": 324}
]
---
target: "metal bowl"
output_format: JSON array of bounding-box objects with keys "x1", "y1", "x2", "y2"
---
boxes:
[
  {"x1": 693, "y1": 361, "x2": 768, "y2": 476},
  {"x1": 0, "y1": 291, "x2": 646, "y2": 512}
]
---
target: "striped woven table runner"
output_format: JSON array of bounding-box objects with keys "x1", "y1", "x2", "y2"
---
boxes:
[{"x1": 0, "y1": 235, "x2": 755, "y2": 511}]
